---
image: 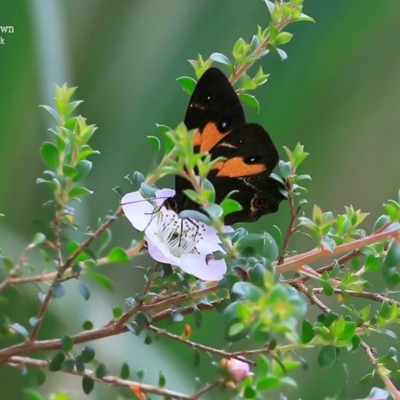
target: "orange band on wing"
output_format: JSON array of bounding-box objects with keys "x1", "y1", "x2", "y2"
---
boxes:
[
  {"x1": 214, "y1": 157, "x2": 268, "y2": 177},
  {"x1": 192, "y1": 130, "x2": 202, "y2": 147},
  {"x1": 199, "y1": 122, "x2": 226, "y2": 153}
]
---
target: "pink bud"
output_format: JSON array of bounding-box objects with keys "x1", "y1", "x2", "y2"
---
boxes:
[{"x1": 223, "y1": 358, "x2": 253, "y2": 382}]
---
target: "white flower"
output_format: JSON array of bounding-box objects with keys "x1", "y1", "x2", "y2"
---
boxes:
[{"x1": 121, "y1": 189, "x2": 230, "y2": 281}]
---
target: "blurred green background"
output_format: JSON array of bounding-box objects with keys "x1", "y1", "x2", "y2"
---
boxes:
[{"x1": 1, "y1": 1, "x2": 400, "y2": 399}]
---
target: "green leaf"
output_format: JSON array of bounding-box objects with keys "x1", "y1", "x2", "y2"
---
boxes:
[
  {"x1": 220, "y1": 198, "x2": 242, "y2": 217},
  {"x1": 147, "y1": 135, "x2": 161, "y2": 153},
  {"x1": 225, "y1": 319, "x2": 251, "y2": 342},
  {"x1": 95, "y1": 363, "x2": 108, "y2": 379},
  {"x1": 9, "y1": 323, "x2": 29, "y2": 338},
  {"x1": 61, "y1": 359, "x2": 75, "y2": 372},
  {"x1": 49, "y1": 351, "x2": 66, "y2": 371},
  {"x1": 193, "y1": 307, "x2": 203, "y2": 328},
  {"x1": 107, "y1": 247, "x2": 130, "y2": 263},
  {"x1": 79, "y1": 282, "x2": 91, "y2": 301},
  {"x1": 120, "y1": 362, "x2": 130, "y2": 379},
  {"x1": 81, "y1": 346, "x2": 95, "y2": 363},
  {"x1": 276, "y1": 47, "x2": 288, "y2": 60},
  {"x1": 236, "y1": 233, "x2": 264, "y2": 253},
  {"x1": 171, "y1": 310, "x2": 184, "y2": 322},
  {"x1": 82, "y1": 320, "x2": 94, "y2": 330},
  {"x1": 40, "y1": 105, "x2": 60, "y2": 122},
  {"x1": 142, "y1": 332, "x2": 153, "y2": 346},
  {"x1": 238, "y1": 93, "x2": 260, "y2": 113},
  {"x1": 178, "y1": 209, "x2": 212, "y2": 225},
  {"x1": 379, "y1": 300, "x2": 391, "y2": 319},
  {"x1": 365, "y1": 254, "x2": 380, "y2": 272},
  {"x1": 82, "y1": 376, "x2": 94, "y2": 395},
  {"x1": 256, "y1": 376, "x2": 280, "y2": 391},
  {"x1": 84, "y1": 271, "x2": 114, "y2": 292},
  {"x1": 384, "y1": 240, "x2": 400, "y2": 269},
  {"x1": 193, "y1": 349, "x2": 201, "y2": 367},
  {"x1": 74, "y1": 355, "x2": 85, "y2": 373},
  {"x1": 203, "y1": 203, "x2": 223, "y2": 219},
  {"x1": 300, "y1": 320, "x2": 314, "y2": 343},
  {"x1": 275, "y1": 32, "x2": 293, "y2": 45},
  {"x1": 111, "y1": 307, "x2": 122, "y2": 319},
  {"x1": 131, "y1": 171, "x2": 145, "y2": 191},
  {"x1": 373, "y1": 215, "x2": 390, "y2": 232},
  {"x1": 32, "y1": 232, "x2": 46, "y2": 245},
  {"x1": 176, "y1": 76, "x2": 196, "y2": 95},
  {"x1": 52, "y1": 282, "x2": 66, "y2": 298},
  {"x1": 318, "y1": 345, "x2": 337, "y2": 368},
  {"x1": 69, "y1": 186, "x2": 93, "y2": 198},
  {"x1": 256, "y1": 355, "x2": 269, "y2": 379},
  {"x1": 209, "y1": 52, "x2": 232, "y2": 68},
  {"x1": 232, "y1": 282, "x2": 263, "y2": 301},
  {"x1": 41, "y1": 142, "x2": 59, "y2": 169},
  {"x1": 243, "y1": 386, "x2": 257, "y2": 398},
  {"x1": 23, "y1": 389, "x2": 44, "y2": 400},
  {"x1": 158, "y1": 372, "x2": 166, "y2": 387},
  {"x1": 73, "y1": 160, "x2": 92, "y2": 182},
  {"x1": 61, "y1": 334, "x2": 74, "y2": 352},
  {"x1": 27, "y1": 317, "x2": 41, "y2": 334},
  {"x1": 36, "y1": 369, "x2": 46, "y2": 386}
]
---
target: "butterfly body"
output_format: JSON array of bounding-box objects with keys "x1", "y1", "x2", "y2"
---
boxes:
[{"x1": 171, "y1": 67, "x2": 286, "y2": 224}]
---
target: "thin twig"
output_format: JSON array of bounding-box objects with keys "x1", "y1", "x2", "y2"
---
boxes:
[
  {"x1": 278, "y1": 199, "x2": 300, "y2": 265},
  {"x1": 284, "y1": 249, "x2": 361, "y2": 285},
  {"x1": 8, "y1": 355, "x2": 195, "y2": 400},
  {"x1": 117, "y1": 284, "x2": 222, "y2": 326},
  {"x1": 0, "y1": 243, "x2": 36, "y2": 292},
  {"x1": 295, "y1": 279, "x2": 400, "y2": 398},
  {"x1": 276, "y1": 225, "x2": 400, "y2": 274},
  {"x1": 192, "y1": 381, "x2": 221, "y2": 399},
  {"x1": 360, "y1": 341, "x2": 400, "y2": 400},
  {"x1": 28, "y1": 207, "x2": 123, "y2": 342},
  {"x1": 311, "y1": 287, "x2": 400, "y2": 307},
  {"x1": 0, "y1": 296, "x2": 224, "y2": 362},
  {"x1": 147, "y1": 325, "x2": 255, "y2": 365}
]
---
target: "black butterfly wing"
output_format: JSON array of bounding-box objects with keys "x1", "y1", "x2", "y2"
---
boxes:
[
  {"x1": 212, "y1": 173, "x2": 287, "y2": 224},
  {"x1": 184, "y1": 68, "x2": 246, "y2": 153},
  {"x1": 174, "y1": 68, "x2": 247, "y2": 212},
  {"x1": 208, "y1": 123, "x2": 279, "y2": 179},
  {"x1": 173, "y1": 67, "x2": 286, "y2": 224},
  {"x1": 207, "y1": 123, "x2": 285, "y2": 223}
]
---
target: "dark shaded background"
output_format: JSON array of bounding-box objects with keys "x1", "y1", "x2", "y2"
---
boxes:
[{"x1": 1, "y1": 1, "x2": 400, "y2": 399}]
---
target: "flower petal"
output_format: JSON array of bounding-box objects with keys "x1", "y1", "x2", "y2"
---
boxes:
[
  {"x1": 121, "y1": 191, "x2": 155, "y2": 231},
  {"x1": 146, "y1": 229, "x2": 180, "y2": 266},
  {"x1": 155, "y1": 188, "x2": 175, "y2": 207},
  {"x1": 195, "y1": 224, "x2": 234, "y2": 253},
  {"x1": 179, "y1": 253, "x2": 226, "y2": 281}
]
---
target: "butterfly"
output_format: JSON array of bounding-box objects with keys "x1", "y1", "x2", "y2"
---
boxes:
[{"x1": 167, "y1": 67, "x2": 286, "y2": 225}]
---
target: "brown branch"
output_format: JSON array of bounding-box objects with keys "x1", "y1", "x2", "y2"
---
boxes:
[
  {"x1": 117, "y1": 284, "x2": 222, "y2": 326},
  {"x1": 311, "y1": 288, "x2": 400, "y2": 307},
  {"x1": 278, "y1": 195, "x2": 300, "y2": 265},
  {"x1": 276, "y1": 225, "x2": 400, "y2": 274},
  {"x1": 294, "y1": 278, "x2": 400, "y2": 398},
  {"x1": 62, "y1": 206, "x2": 123, "y2": 271},
  {"x1": 0, "y1": 242, "x2": 36, "y2": 292},
  {"x1": 0, "y1": 296, "x2": 224, "y2": 362},
  {"x1": 29, "y1": 207, "x2": 123, "y2": 342},
  {"x1": 231, "y1": 16, "x2": 293, "y2": 84},
  {"x1": 147, "y1": 325, "x2": 255, "y2": 365},
  {"x1": 2, "y1": 239, "x2": 144, "y2": 287},
  {"x1": 360, "y1": 341, "x2": 400, "y2": 400},
  {"x1": 192, "y1": 381, "x2": 221, "y2": 399},
  {"x1": 7, "y1": 355, "x2": 195, "y2": 400}
]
